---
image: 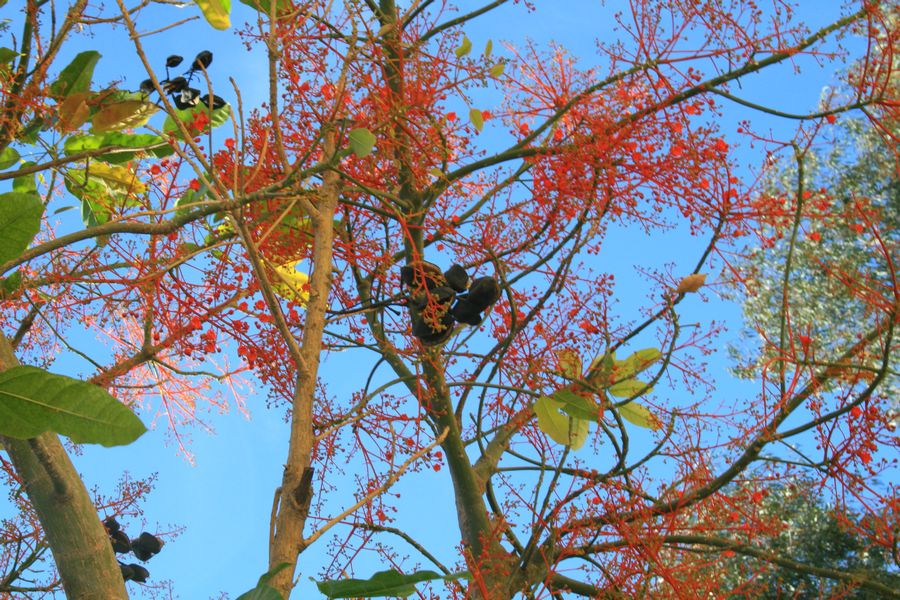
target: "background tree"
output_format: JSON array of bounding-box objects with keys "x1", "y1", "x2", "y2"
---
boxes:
[{"x1": 0, "y1": 1, "x2": 898, "y2": 599}]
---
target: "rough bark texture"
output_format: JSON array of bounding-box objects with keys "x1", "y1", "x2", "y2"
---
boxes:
[{"x1": 0, "y1": 336, "x2": 128, "y2": 599}]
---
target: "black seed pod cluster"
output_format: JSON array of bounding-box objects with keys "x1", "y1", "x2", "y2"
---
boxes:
[
  {"x1": 139, "y1": 50, "x2": 225, "y2": 111},
  {"x1": 401, "y1": 261, "x2": 501, "y2": 346},
  {"x1": 102, "y1": 516, "x2": 165, "y2": 584}
]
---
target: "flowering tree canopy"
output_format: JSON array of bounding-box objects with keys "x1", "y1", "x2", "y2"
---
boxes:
[{"x1": 0, "y1": 0, "x2": 898, "y2": 598}]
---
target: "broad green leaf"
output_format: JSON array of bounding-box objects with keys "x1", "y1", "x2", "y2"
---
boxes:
[
  {"x1": 484, "y1": 39, "x2": 493, "y2": 57},
  {"x1": 455, "y1": 36, "x2": 472, "y2": 58},
  {"x1": 348, "y1": 127, "x2": 376, "y2": 158},
  {"x1": 13, "y1": 167, "x2": 37, "y2": 194},
  {"x1": 0, "y1": 47, "x2": 17, "y2": 64},
  {"x1": 534, "y1": 395, "x2": 588, "y2": 450},
  {"x1": 91, "y1": 100, "x2": 158, "y2": 133},
  {"x1": 238, "y1": 0, "x2": 290, "y2": 15},
  {"x1": 317, "y1": 569, "x2": 469, "y2": 599},
  {"x1": 587, "y1": 351, "x2": 615, "y2": 387},
  {"x1": 195, "y1": 0, "x2": 231, "y2": 29},
  {"x1": 556, "y1": 349, "x2": 582, "y2": 379},
  {"x1": 616, "y1": 401, "x2": 661, "y2": 430},
  {"x1": 163, "y1": 102, "x2": 232, "y2": 139},
  {"x1": 0, "y1": 146, "x2": 19, "y2": 170},
  {"x1": 608, "y1": 378, "x2": 652, "y2": 398},
  {"x1": 0, "y1": 192, "x2": 43, "y2": 265},
  {"x1": 269, "y1": 260, "x2": 310, "y2": 305},
  {"x1": 18, "y1": 119, "x2": 43, "y2": 144},
  {"x1": 469, "y1": 108, "x2": 484, "y2": 132},
  {"x1": 0, "y1": 271, "x2": 22, "y2": 299},
  {"x1": 234, "y1": 585, "x2": 282, "y2": 600},
  {"x1": 50, "y1": 51, "x2": 101, "y2": 98},
  {"x1": 615, "y1": 347, "x2": 661, "y2": 381},
  {"x1": 0, "y1": 366, "x2": 147, "y2": 446},
  {"x1": 64, "y1": 133, "x2": 172, "y2": 163},
  {"x1": 489, "y1": 62, "x2": 505, "y2": 77},
  {"x1": 553, "y1": 389, "x2": 600, "y2": 421}
]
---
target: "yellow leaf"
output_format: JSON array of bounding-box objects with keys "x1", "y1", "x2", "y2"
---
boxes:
[
  {"x1": 676, "y1": 273, "x2": 707, "y2": 294},
  {"x1": 270, "y1": 260, "x2": 310, "y2": 306},
  {"x1": 555, "y1": 349, "x2": 582, "y2": 380},
  {"x1": 91, "y1": 100, "x2": 158, "y2": 133},
  {"x1": 534, "y1": 395, "x2": 588, "y2": 450},
  {"x1": 58, "y1": 93, "x2": 91, "y2": 133},
  {"x1": 195, "y1": 0, "x2": 231, "y2": 30},
  {"x1": 86, "y1": 162, "x2": 146, "y2": 195}
]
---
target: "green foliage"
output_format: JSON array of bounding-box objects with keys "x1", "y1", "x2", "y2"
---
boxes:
[
  {"x1": 348, "y1": 127, "x2": 376, "y2": 158},
  {"x1": 0, "y1": 366, "x2": 147, "y2": 446},
  {"x1": 64, "y1": 132, "x2": 173, "y2": 163},
  {"x1": 238, "y1": 0, "x2": 291, "y2": 17},
  {"x1": 455, "y1": 36, "x2": 472, "y2": 58},
  {"x1": 715, "y1": 481, "x2": 900, "y2": 598},
  {"x1": 0, "y1": 145, "x2": 19, "y2": 170},
  {"x1": 0, "y1": 191, "x2": 44, "y2": 265},
  {"x1": 468, "y1": 108, "x2": 484, "y2": 132},
  {"x1": 163, "y1": 102, "x2": 232, "y2": 138},
  {"x1": 534, "y1": 393, "x2": 589, "y2": 449},
  {"x1": 235, "y1": 563, "x2": 291, "y2": 600},
  {"x1": 316, "y1": 569, "x2": 470, "y2": 599},
  {"x1": 50, "y1": 51, "x2": 100, "y2": 97}
]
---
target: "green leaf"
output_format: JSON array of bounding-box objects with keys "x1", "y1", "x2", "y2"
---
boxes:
[
  {"x1": 317, "y1": 569, "x2": 469, "y2": 599},
  {"x1": 0, "y1": 192, "x2": 43, "y2": 265},
  {"x1": 608, "y1": 378, "x2": 652, "y2": 398},
  {"x1": 616, "y1": 402, "x2": 661, "y2": 430},
  {"x1": 0, "y1": 271, "x2": 22, "y2": 299},
  {"x1": 455, "y1": 36, "x2": 472, "y2": 58},
  {"x1": 0, "y1": 366, "x2": 146, "y2": 446},
  {"x1": 163, "y1": 102, "x2": 232, "y2": 139},
  {"x1": 91, "y1": 99, "x2": 159, "y2": 133},
  {"x1": 489, "y1": 62, "x2": 505, "y2": 77},
  {"x1": 484, "y1": 39, "x2": 493, "y2": 57},
  {"x1": 469, "y1": 108, "x2": 484, "y2": 132},
  {"x1": 50, "y1": 51, "x2": 101, "y2": 98},
  {"x1": 553, "y1": 389, "x2": 600, "y2": 421},
  {"x1": 0, "y1": 146, "x2": 19, "y2": 170},
  {"x1": 534, "y1": 395, "x2": 588, "y2": 450},
  {"x1": 195, "y1": 0, "x2": 231, "y2": 29},
  {"x1": 238, "y1": 0, "x2": 290, "y2": 15},
  {"x1": 0, "y1": 47, "x2": 17, "y2": 64},
  {"x1": 615, "y1": 347, "x2": 661, "y2": 381},
  {"x1": 64, "y1": 164, "x2": 145, "y2": 228},
  {"x1": 64, "y1": 133, "x2": 172, "y2": 163},
  {"x1": 234, "y1": 585, "x2": 282, "y2": 600},
  {"x1": 348, "y1": 127, "x2": 376, "y2": 158}
]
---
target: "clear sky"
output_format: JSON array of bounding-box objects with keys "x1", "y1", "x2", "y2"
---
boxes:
[{"x1": 0, "y1": 0, "x2": 879, "y2": 598}]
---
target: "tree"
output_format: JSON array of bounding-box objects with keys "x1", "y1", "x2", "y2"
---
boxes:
[{"x1": 0, "y1": 1, "x2": 898, "y2": 599}]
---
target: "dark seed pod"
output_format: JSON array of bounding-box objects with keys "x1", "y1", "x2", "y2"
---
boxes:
[
  {"x1": 165, "y1": 55, "x2": 184, "y2": 68},
  {"x1": 139, "y1": 79, "x2": 155, "y2": 95},
  {"x1": 465, "y1": 277, "x2": 501, "y2": 312},
  {"x1": 411, "y1": 312, "x2": 455, "y2": 346},
  {"x1": 103, "y1": 516, "x2": 120, "y2": 534},
  {"x1": 191, "y1": 50, "x2": 213, "y2": 71},
  {"x1": 111, "y1": 530, "x2": 131, "y2": 554},
  {"x1": 451, "y1": 298, "x2": 483, "y2": 326},
  {"x1": 173, "y1": 88, "x2": 200, "y2": 110},
  {"x1": 131, "y1": 532, "x2": 164, "y2": 561},
  {"x1": 128, "y1": 564, "x2": 150, "y2": 583},
  {"x1": 199, "y1": 94, "x2": 227, "y2": 110},
  {"x1": 444, "y1": 264, "x2": 469, "y2": 292},
  {"x1": 163, "y1": 77, "x2": 188, "y2": 94},
  {"x1": 119, "y1": 562, "x2": 135, "y2": 581}
]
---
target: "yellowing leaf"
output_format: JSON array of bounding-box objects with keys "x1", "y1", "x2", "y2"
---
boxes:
[
  {"x1": 484, "y1": 39, "x2": 493, "y2": 57},
  {"x1": 615, "y1": 348, "x2": 661, "y2": 381},
  {"x1": 676, "y1": 273, "x2": 707, "y2": 294},
  {"x1": 555, "y1": 349, "x2": 582, "y2": 380},
  {"x1": 455, "y1": 36, "x2": 472, "y2": 58},
  {"x1": 489, "y1": 62, "x2": 505, "y2": 77},
  {"x1": 91, "y1": 100, "x2": 158, "y2": 133},
  {"x1": 57, "y1": 93, "x2": 91, "y2": 133},
  {"x1": 270, "y1": 260, "x2": 310, "y2": 306},
  {"x1": 534, "y1": 395, "x2": 588, "y2": 450},
  {"x1": 195, "y1": 0, "x2": 231, "y2": 30},
  {"x1": 616, "y1": 402, "x2": 661, "y2": 430},
  {"x1": 86, "y1": 162, "x2": 146, "y2": 195}
]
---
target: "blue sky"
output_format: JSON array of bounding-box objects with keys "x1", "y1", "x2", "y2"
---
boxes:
[{"x1": 0, "y1": 0, "x2": 882, "y2": 598}]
